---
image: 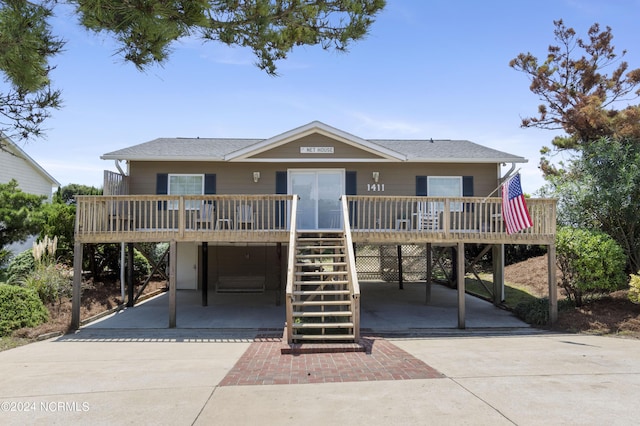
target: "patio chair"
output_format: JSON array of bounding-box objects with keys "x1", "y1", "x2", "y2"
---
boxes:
[
  {"x1": 236, "y1": 204, "x2": 254, "y2": 229},
  {"x1": 415, "y1": 202, "x2": 439, "y2": 231},
  {"x1": 197, "y1": 202, "x2": 215, "y2": 230}
]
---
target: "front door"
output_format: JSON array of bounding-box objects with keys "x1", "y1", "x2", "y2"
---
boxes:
[{"x1": 289, "y1": 169, "x2": 344, "y2": 230}]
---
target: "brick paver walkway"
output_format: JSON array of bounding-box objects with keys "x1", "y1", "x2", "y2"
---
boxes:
[{"x1": 219, "y1": 336, "x2": 444, "y2": 386}]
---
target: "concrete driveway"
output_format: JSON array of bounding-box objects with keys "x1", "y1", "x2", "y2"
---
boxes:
[
  {"x1": 1, "y1": 330, "x2": 639, "y2": 425},
  {"x1": 2, "y1": 283, "x2": 638, "y2": 425}
]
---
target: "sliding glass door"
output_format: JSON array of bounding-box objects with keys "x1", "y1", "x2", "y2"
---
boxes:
[{"x1": 289, "y1": 169, "x2": 344, "y2": 230}]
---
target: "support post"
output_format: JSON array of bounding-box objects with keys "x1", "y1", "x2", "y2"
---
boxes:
[
  {"x1": 127, "y1": 242, "x2": 134, "y2": 307},
  {"x1": 492, "y1": 244, "x2": 504, "y2": 306},
  {"x1": 397, "y1": 245, "x2": 403, "y2": 290},
  {"x1": 169, "y1": 240, "x2": 177, "y2": 328},
  {"x1": 457, "y1": 242, "x2": 466, "y2": 329},
  {"x1": 71, "y1": 242, "x2": 83, "y2": 330},
  {"x1": 202, "y1": 242, "x2": 208, "y2": 307},
  {"x1": 425, "y1": 243, "x2": 432, "y2": 304},
  {"x1": 548, "y1": 243, "x2": 558, "y2": 325},
  {"x1": 276, "y1": 242, "x2": 282, "y2": 306}
]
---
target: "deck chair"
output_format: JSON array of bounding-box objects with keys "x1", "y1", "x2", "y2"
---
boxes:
[
  {"x1": 197, "y1": 202, "x2": 215, "y2": 230},
  {"x1": 236, "y1": 204, "x2": 254, "y2": 229},
  {"x1": 416, "y1": 202, "x2": 439, "y2": 231}
]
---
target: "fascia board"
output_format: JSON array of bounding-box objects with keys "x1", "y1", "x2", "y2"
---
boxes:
[{"x1": 226, "y1": 121, "x2": 406, "y2": 162}]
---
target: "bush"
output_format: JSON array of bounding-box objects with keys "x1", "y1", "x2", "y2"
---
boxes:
[
  {"x1": 21, "y1": 263, "x2": 72, "y2": 305},
  {"x1": 629, "y1": 273, "x2": 640, "y2": 304},
  {"x1": 556, "y1": 227, "x2": 627, "y2": 306},
  {"x1": 6, "y1": 249, "x2": 36, "y2": 283},
  {"x1": 0, "y1": 284, "x2": 49, "y2": 336},
  {"x1": 133, "y1": 249, "x2": 151, "y2": 281},
  {"x1": 87, "y1": 244, "x2": 151, "y2": 282},
  {"x1": 514, "y1": 298, "x2": 574, "y2": 326}
]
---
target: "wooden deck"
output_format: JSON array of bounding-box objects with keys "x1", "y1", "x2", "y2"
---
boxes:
[{"x1": 74, "y1": 194, "x2": 556, "y2": 245}]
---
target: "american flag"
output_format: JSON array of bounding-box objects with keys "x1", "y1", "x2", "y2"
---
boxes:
[{"x1": 501, "y1": 173, "x2": 533, "y2": 234}]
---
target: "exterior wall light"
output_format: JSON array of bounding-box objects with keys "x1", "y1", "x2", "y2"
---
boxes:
[
  {"x1": 372, "y1": 171, "x2": 380, "y2": 183},
  {"x1": 253, "y1": 171, "x2": 261, "y2": 183}
]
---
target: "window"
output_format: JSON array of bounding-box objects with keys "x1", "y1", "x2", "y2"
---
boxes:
[
  {"x1": 428, "y1": 176, "x2": 463, "y2": 211},
  {"x1": 168, "y1": 174, "x2": 204, "y2": 209}
]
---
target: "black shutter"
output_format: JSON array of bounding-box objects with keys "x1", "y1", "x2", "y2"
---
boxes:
[
  {"x1": 275, "y1": 171, "x2": 287, "y2": 228},
  {"x1": 346, "y1": 171, "x2": 357, "y2": 226},
  {"x1": 416, "y1": 176, "x2": 428, "y2": 196},
  {"x1": 346, "y1": 171, "x2": 357, "y2": 195},
  {"x1": 463, "y1": 176, "x2": 474, "y2": 212},
  {"x1": 462, "y1": 176, "x2": 474, "y2": 196},
  {"x1": 204, "y1": 174, "x2": 216, "y2": 210},
  {"x1": 275, "y1": 171, "x2": 287, "y2": 194},
  {"x1": 156, "y1": 173, "x2": 168, "y2": 210},
  {"x1": 204, "y1": 174, "x2": 216, "y2": 194},
  {"x1": 156, "y1": 173, "x2": 168, "y2": 194}
]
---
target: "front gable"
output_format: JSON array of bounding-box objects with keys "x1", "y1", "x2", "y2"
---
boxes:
[{"x1": 226, "y1": 121, "x2": 405, "y2": 163}]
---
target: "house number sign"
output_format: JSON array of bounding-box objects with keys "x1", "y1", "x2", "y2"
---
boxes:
[
  {"x1": 300, "y1": 147, "x2": 334, "y2": 154},
  {"x1": 367, "y1": 183, "x2": 385, "y2": 192}
]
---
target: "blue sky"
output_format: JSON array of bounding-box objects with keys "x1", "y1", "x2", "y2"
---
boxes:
[{"x1": 16, "y1": 0, "x2": 640, "y2": 194}]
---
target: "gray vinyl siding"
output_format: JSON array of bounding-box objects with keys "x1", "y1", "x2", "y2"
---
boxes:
[
  {"x1": 129, "y1": 161, "x2": 500, "y2": 197},
  {"x1": 251, "y1": 134, "x2": 385, "y2": 159}
]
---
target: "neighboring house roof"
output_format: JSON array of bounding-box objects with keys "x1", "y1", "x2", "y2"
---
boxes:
[
  {"x1": 0, "y1": 133, "x2": 60, "y2": 187},
  {"x1": 101, "y1": 121, "x2": 527, "y2": 164}
]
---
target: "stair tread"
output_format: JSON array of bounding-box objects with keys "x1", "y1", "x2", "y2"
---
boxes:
[
  {"x1": 294, "y1": 280, "x2": 349, "y2": 285},
  {"x1": 296, "y1": 254, "x2": 345, "y2": 258},
  {"x1": 292, "y1": 322, "x2": 354, "y2": 328},
  {"x1": 297, "y1": 246, "x2": 344, "y2": 250},
  {"x1": 292, "y1": 334, "x2": 356, "y2": 340},
  {"x1": 293, "y1": 311, "x2": 352, "y2": 317},
  {"x1": 293, "y1": 290, "x2": 350, "y2": 295},
  {"x1": 292, "y1": 300, "x2": 351, "y2": 306}
]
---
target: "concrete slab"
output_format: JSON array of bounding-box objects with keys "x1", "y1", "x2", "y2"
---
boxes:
[
  {"x1": 198, "y1": 380, "x2": 514, "y2": 425},
  {"x1": 1, "y1": 331, "x2": 639, "y2": 425},
  {"x1": 83, "y1": 281, "x2": 529, "y2": 332}
]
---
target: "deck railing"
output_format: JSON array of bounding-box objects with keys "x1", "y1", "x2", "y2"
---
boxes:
[
  {"x1": 341, "y1": 196, "x2": 360, "y2": 340},
  {"x1": 285, "y1": 196, "x2": 299, "y2": 343},
  {"x1": 344, "y1": 196, "x2": 556, "y2": 244},
  {"x1": 75, "y1": 194, "x2": 556, "y2": 244},
  {"x1": 75, "y1": 194, "x2": 295, "y2": 243}
]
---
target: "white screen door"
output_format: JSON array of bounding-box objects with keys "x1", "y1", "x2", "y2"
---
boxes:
[{"x1": 289, "y1": 170, "x2": 344, "y2": 230}]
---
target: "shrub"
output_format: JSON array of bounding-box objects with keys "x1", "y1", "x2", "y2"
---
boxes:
[
  {"x1": 0, "y1": 284, "x2": 49, "y2": 336},
  {"x1": 556, "y1": 227, "x2": 627, "y2": 306},
  {"x1": 133, "y1": 249, "x2": 151, "y2": 281},
  {"x1": 629, "y1": 273, "x2": 640, "y2": 304},
  {"x1": 514, "y1": 298, "x2": 574, "y2": 326},
  {"x1": 20, "y1": 263, "x2": 72, "y2": 305},
  {"x1": 6, "y1": 249, "x2": 36, "y2": 283}
]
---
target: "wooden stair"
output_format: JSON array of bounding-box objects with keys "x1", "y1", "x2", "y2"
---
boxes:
[{"x1": 290, "y1": 232, "x2": 356, "y2": 342}]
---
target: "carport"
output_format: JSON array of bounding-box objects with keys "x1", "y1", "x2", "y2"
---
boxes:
[{"x1": 83, "y1": 281, "x2": 528, "y2": 332}]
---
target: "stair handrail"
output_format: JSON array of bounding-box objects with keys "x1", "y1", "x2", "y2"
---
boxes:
[
  {"x1": 341, "y1": 196, "x2": 360, "y2": 340},
  {"x1": 285, "y1": 195, "x2": 299, "y2": 343}
]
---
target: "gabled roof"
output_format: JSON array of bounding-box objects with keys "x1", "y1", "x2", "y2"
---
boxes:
[
  {"x1": 1, "y1": 133, "x2": 60, "y2": 186},
  {"x1": 224, "y1": 121, "x2": 406, "y2": 161},
  {"x1": 101, "y1": 121, "x2": 527, "y2": 164}
]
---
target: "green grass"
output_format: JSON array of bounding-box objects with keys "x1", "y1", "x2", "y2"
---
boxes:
[
  {"x1": 464, "y1": 275, "x2": 539, "y2": 310},
  {"x1": 0, "y1": 336, "x2": 32, "y2": 352}
]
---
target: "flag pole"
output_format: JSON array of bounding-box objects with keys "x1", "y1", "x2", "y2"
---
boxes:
[{"x1": 482, "y1": 168, "x2": 521, "y2": 202}]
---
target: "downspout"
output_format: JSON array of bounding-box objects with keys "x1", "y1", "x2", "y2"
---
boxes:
[
  {"x1": 484, "y1": 162, "x2": 518, "y2": 201},
  {"x1": 500, "y1": 162, "x2": 517, "y2": 183},
  {"x1": 114, "y1": 159, "x2": 127, "y2": 176},
  {"x1": 115, "y1": 159, "x2": 127, "y2": 301}
]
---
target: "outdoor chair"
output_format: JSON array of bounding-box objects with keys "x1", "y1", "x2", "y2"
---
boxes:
[
  {"x1": 415, "y1": 202, "x2": 439, "y2": 231},
  {"x1": 236, "y1": 204, "x2": 255, "y2": 229}
]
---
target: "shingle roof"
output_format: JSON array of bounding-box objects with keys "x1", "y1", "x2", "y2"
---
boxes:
[
  {"x1": 101, "y1": 122, "x2": 526, "y2": 164},
  {"x1": 369, "y1": 139, "x2": 525, "y2": 162}
]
